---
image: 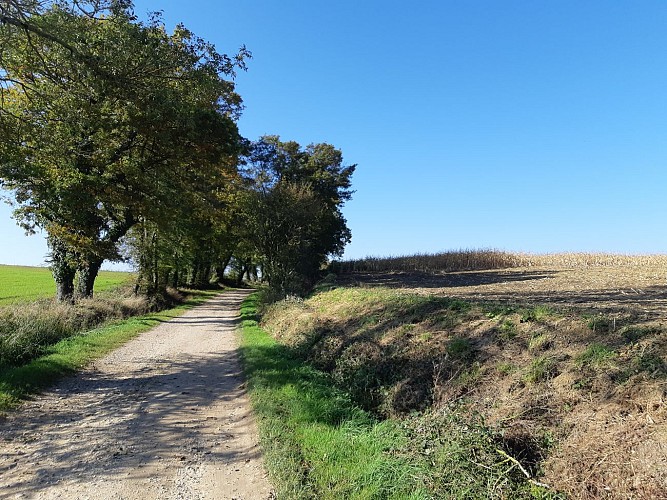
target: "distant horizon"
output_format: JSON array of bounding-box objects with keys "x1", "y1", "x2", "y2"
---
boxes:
[{"x1": 2, "y1": 240, "x2": 667, "y2": 272}]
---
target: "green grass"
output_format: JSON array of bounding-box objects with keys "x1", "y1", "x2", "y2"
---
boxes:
[
  {"x1": 239, "y1": 293, "x2": 556, "y2": 499},
  {"x1": 0, "y1": 290, "x2": 218, "y2": 411},
  {"x1": 239, "y1": 294, "x2": 426, "y2": 499},
  {"x1": 520, "y1": 305, "x2": 555, "y2": 323},
  {"x1": 0, "y1": 264, "x2": 132, "y2": 305},
  {"x1": 523, "y1": 356, "x2": 559, "y2": 384},
  {"x1": 576, "y1": 343, "x2": 616, "y2": 369}
]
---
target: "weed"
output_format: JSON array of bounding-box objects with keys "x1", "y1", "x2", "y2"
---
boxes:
[
  {"x1": 400, "y1": 409, "x2": 560, "y2": 499},
  {"x1": 431, "y1": 311, "x2": 460, "y2": 328},
  {"x1": 625, "y1": 350, "x2": 667, "y2": 379},
  {"x1": 497, "y1": 362, "x2": 517, "y2": 376},
  {"x1": 447, "y1": 299, "x2": 471, "y2": 313},
  {"x1": 360, "y1": 314, "x2": 379, "y2": 327},
  {"x1": 528, "y1": 333, "x2": 550, "y2": 352},
  {"x1": 457, "y1": 362, "x2": 482, "y2": 387},
  {"x1": 576, "y1": 343, "x2": 616, "y2": 369},
  {"x1": 524, "y1": 356, "x2": 558, "y2": 384},
  {"x1": 497, "y1": 320, "x2": 517, "y2": 341},
  {"x1": 587, "y1": 315, "x2": 616, "y2": 333},
  {"x1": 521, "y1": 306, "x2": 554, "y2": 323},
  {"x1": 418, "y1": 331, "x2": 431, "y2": 342},
  {"x1": 400, "y1": 323, "x2": 416, "y2": 334},
  {"x1": 447, "y1": 336, "x2": 474, "y2": 361},
  {"x1": 622, "y1": 325, "x2": 661, "y2": 343},
  {"x1": 333, "y1": 341, "x2": 387, "y2": 412},
  {"x1": 572, "y1": 377, "x2": 593, "y2": 390},
  {"x1": 486, "y1": 305, "x2": 515, "y2": 318}
]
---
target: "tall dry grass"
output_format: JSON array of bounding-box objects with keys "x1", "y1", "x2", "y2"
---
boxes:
[
  {"x1": 0, "y1": 294, "x2": 150, "y2": 366},
  {"x1": 332, "y1": 249, "x2": 667, "y2": 274}
]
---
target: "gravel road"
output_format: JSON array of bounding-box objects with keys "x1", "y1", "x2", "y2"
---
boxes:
[{"x1": 0, "y1": 290, "x2": 273, "y2": 500}]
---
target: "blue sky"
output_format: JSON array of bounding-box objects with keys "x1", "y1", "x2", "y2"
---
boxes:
[{"x1": 3, "y1": 0, "x2": 667, "y2": 266}]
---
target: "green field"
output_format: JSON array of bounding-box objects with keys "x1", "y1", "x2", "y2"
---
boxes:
[{"x1": 0, "y1": 265, "x2": 133, "y2": 305}]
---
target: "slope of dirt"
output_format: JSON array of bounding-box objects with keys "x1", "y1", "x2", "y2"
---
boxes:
[
  {"x1": 0, "y1": 290, "x2": 272, "y2": 500},
  {"x1": 266, "y1": 267, "x2": 667, "y2": 499}
]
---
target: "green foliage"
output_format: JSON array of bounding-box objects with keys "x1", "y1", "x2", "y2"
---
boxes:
[
  {"x1": 497, "y1": 362, "x2": 517, "y2": 376},
  {"x1": 528, "y1": 332, "x2": 550, "y2": 352},
  {"x1": 524, "y1": 356, "x2": 559, "y2": 384},
  {"x1": 0, "y1": 1, "x2": 248, "y2": 300},
  {"x1": 521, "y1": 306, "x2": 554, "y2": 323},
  {"x1": 497, "y1": 319, "x2": 517, "y2": 341},
  {"x1": 447, "y1": 336, "x2": 475, "y2": 361},
  {"x1": 586, "y1": 315, "x2": 616, "y2": 333},
  {"x1": 400, "y1": 410, "x2": 561, "y2": 499},
  {"x1": 0, "y1": 292, "x2": 150, "y2": 366},
  {"x1": 621, "y1": 325, "x2": 661, "y2": 343},
  {"x1": 624, "y1": 349, "x2": 667, "y2": 380},
  {"x1": 241, "y1": 136, "x2": 355, "y2": 297},
  {"x1": 239, "y1": 294, "x2": 427, "y2": 499},
  {"x1": 576, "y1": 343, "x2": 616, "y2": 369},
  {"x1": 485, "y1": 305, "x2": 516, "y2": 318}
]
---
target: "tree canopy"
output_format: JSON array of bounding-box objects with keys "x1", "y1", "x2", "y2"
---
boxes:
[
  {"x1": 0, "y1": 0, "x2": 354, "y2": 301},
  {"x1": 241, "y1": 136, "x2": 355, "y2": 295}
]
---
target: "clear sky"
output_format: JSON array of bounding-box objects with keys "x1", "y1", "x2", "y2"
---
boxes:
[{"x1": 3, "y1": 0, "x2": 667, "y2": 267}]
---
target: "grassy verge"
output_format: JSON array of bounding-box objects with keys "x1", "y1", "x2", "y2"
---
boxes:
[
  {"x1": 238, "y1": 293, "x2": 555, "y2": 499},
  {"x1": 239, "y1": 294, "x2": 427, "y2": 499},
  {"x1": 0, "y1": 290, "x2": 218, "y2": 411}
]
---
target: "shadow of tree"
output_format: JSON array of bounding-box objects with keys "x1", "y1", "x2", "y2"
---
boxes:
[
  {"x1": 1, "y1": 292, "x2": 266, "y2": 496},
  {"x1": 339, "y1": 270, "x2": 558, "y2": 289}
]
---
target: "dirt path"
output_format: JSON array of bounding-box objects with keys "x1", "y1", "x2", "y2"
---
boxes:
[{"x1": 0, "y1": 290, "x2": 273, "y2": 500}]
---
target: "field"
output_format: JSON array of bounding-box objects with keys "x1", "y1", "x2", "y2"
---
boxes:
[
  {"x1": 257, "y1": 252, "x2": 667, "y2": 498},
  {"x1": 0, "y1": 264, "x2": 138, "y2": 369},
  {"x1": 0, "y1": 265, "x2": 133, "y2": 305},
  {"x1": 338, "y1": 260, "x2": 667, "y2": 318}
]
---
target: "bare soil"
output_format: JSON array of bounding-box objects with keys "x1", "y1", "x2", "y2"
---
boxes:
[
  {"x1": 341, "y1": 264, "x2": 667, "y2": 317},
  {"x1": 0, "y1": 290, "x2": 273, "y2": 500}
]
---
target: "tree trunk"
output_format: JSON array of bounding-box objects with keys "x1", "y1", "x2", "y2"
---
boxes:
[
  {"x1": 55, "y1": 271, "x2": 76, "y2": 303},
  {"x1": 49, "y1": 237, "x2": 76, "y2": 302},
  {"x1": 236, "y1": 260, "x2": 250, "y2": 287},
  {"x1": 215, "y1": 252, "x2": 233, "y2": 283},
  {"x1": 198, "y1": 263, "x2": 211, "y2": 288},
  {"x1": 75, "y1": 258, "x2": 103, "y2": 299}
]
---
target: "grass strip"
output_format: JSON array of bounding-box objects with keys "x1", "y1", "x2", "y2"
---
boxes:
[
  {"x1": 238, "y1": 293, "x2": 429, "y2": 500},
  {"x1": 0, "y1": 290, "x2": 219, "y2": 411}
]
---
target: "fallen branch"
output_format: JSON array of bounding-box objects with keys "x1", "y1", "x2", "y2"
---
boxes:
[
  {"x1": 495, "y1": 448, "x2": 552, "y2": 490},
  {"x1": 495, "y1": 448, "x2": 530, "y2": 478}
]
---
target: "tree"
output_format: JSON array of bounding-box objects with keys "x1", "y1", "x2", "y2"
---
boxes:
[
  {"x1": 0, "y1": 1, "x2": 248, "y2": 300},
  {"x1": 241, "y1": 136, "x2": 355, "y2": 296}
]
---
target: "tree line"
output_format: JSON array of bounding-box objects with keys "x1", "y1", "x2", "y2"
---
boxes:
[{"x1": 0, "y1": 0, "x2": 354, "y2": 301}]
